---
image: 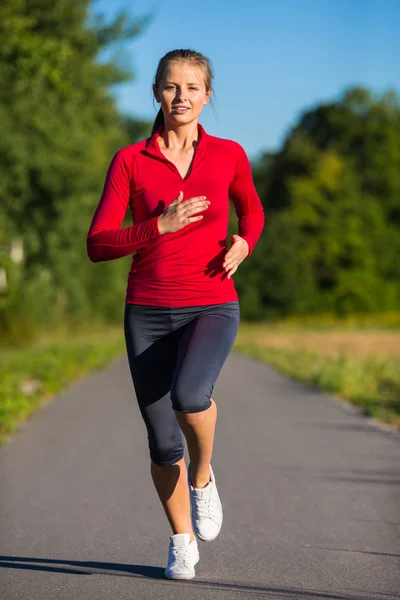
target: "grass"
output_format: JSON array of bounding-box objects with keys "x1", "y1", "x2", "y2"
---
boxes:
[
  {"x1": 0, "y1": 323, "x2": 126, "y2": 446},
  {"x1": 1, "y1": 316, "x2": 399, "y2": 447},
  {"x1": 234, "y1": 323, "x2": 400, "y2": 430}
]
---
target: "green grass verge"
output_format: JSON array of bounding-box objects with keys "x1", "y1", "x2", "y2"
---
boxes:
[
  {"x1": 275, "y1": 311, "x2": 400, "y2": 330},
  {"x1": 234, "y1": 341, "x2": 400, "y2": 429},
  {"x1": 0, "y1": 325, "x2": 126, "y2": 446},
  {"x1": 2, "y1": 318, "x2": 399, "y2": 447}
]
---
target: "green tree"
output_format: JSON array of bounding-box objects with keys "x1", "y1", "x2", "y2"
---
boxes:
[
  {"x1": 237, "y1": 86, "x2": 400, "y2": 317},
  {"x1": 0, "y1": 0, "x2": 153, "y2": 338}
]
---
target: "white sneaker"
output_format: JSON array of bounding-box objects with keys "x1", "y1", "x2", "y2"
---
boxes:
[
  {"x1": 188, "y1": 464, "x2": 223, "y2": 542},
  {"x1": 164, "y1": 533, "x2": 200, "y2": 580}
]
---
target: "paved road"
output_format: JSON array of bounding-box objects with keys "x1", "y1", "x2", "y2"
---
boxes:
[{"x1": 1, "y1": 350, "x2": 399, "y2": 600}]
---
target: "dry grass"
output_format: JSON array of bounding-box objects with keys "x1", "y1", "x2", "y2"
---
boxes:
[
  {"x1": 237, "y1": 327, "x2": 400, "y2": 360},
  {"x1": 235, "y1": 323, "x2": 400, "y2": 430}
]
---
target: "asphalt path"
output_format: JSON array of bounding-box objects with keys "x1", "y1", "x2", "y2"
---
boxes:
[{"x1": 1, "y1": 349, "x2": 399, "y2": 599}]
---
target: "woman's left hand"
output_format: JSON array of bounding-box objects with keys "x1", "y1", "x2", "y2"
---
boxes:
[{"x1": 222, "y1": 234, "x2": 249, "y2": 279}]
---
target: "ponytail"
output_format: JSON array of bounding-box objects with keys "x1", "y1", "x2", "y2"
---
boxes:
[{"x1": 151, "y1": 108, "x2": 164, "y2": 136}]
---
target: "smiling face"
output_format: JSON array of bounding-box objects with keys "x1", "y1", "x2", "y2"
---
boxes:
[{"x1": 153, "y1": 60, "x2": 211, "y2": 127}]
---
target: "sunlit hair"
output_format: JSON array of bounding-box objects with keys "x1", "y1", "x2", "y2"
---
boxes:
[{"x1": 151, "y1": 49, "x2": 215, "y2": 135}]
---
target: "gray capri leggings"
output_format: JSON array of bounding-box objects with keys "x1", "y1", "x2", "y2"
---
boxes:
[{"x1": 124, "y1": 301, "x2": 240, "y2": 466}]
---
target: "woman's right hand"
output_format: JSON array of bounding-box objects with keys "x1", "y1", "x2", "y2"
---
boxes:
[{"x1": 157, "y1": 191, "x2": 210, "y2": 235}]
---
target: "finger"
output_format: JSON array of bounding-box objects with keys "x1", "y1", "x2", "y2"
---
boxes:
[
  {"x1": 184, "y1": 195, "x2": 207, "y2": 206},
  {"x1": 186, "y1": 215, "x2": 204, "y2": 225},
  {"x1": 183, "y1": 201, "x2": 209, "y2": 216},
  {"x1": 182, "y1": 199, "x2": 209, "y2": 213},
  {"x1": 223, "y1": 252, "x2": 238, "y2": 267},
  {"x1": 224, "y1": 262, "x2": 237, "y2": 272},
  {"x1": 186, "y1": 196, "x2": 207, "y2": 203},
  {"x1": 223, "y1": 256, "x2": 236, "y2": 267},
  {"x1": 171, "y1": 190, "x2": 184, "y2": 204},
  {"x1": 227, "y1": 265, "x2": 238, "y2": 279}
]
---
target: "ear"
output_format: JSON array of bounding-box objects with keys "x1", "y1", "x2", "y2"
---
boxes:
[{"x1": 203, "y1": 88, "x2": 212, "y2": 106}]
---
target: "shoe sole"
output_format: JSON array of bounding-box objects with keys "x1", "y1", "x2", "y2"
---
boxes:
[
  {"x1": 195, "y1": 529, "x2": 221, "y2": 542},
  {"x1": 164, "y1": 552, "x2": 199, "y2": 580},
  {"x1": 165, "y1": 571, "x2": 196, "y2": 580}
]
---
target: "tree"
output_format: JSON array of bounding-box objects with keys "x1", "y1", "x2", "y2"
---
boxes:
[
  {"x1": 234, "y1": 86, "x2": 400, "y2": 317},
  {"x1": 0, "y1": 0, "x2": 154, "y2": 337}
]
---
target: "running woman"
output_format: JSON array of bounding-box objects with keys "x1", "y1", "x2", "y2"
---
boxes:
[{"x1": 86, "y1": 49, "x2": 265, "y2": 580}]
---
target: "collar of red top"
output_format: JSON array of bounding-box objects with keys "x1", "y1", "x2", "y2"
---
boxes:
[{"x1": 144, "y1": 121, "x2": 209, "y2": 159}]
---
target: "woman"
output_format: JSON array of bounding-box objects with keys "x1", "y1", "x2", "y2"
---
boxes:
[{"x1": 86, "y1": 48, "x2": 264, "y2": 580}]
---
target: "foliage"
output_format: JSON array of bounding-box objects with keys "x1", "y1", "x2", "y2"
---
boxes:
[
  {"x1": 1, "y1": 1, "x2": 399, "y2": 331},
  {"x1": 0, "y1": 0, "x2": 153, "y2": 341},
  {"x1": 2, "y1": 4, "x2": 400, "y2": 441},
  {"x1": 235, "y1": 86, "x2": 400, "y2": 319}
]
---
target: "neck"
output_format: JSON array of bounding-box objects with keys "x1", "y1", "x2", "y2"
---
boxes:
[{"x1": 158, "y1": 120, "x2": 199, "y2": 150}]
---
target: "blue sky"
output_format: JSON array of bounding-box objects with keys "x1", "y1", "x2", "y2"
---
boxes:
[{"x1": 91, "y1": 0, "x2": 400, "y2": 161}]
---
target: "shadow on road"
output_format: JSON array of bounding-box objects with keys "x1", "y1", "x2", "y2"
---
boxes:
[{"x1": 0, "y1": 555, "x2": 397, "y2": 599}]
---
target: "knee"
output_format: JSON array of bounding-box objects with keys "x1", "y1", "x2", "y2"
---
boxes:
[
  {"x1": 171, "y1": 380, "x2": 212, "y2": 414},
  {"x1": 148, "y1": 431, "x2": 184, "y2": 466},
  {"x1": 149, "y1": 443, "x2": 184, "y2": 467}
]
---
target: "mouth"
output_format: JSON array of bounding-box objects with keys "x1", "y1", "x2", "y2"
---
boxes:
[{"x1": 172, "y1": 107, "x2": 190, "y2": 113}]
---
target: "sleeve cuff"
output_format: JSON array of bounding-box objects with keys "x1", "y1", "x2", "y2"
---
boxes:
[
  {"x1": 150, "y1": 215, "x2": 163, "y2": 239},
  {"x1": 241, "y1": 236, "x2": 253, "y2": 257}
]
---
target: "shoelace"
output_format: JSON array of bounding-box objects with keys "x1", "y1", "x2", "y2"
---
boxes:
[
  {"x1": 194, "y1": 493, "x2": 215, "y2": 519},
  {"x1": 170, "y1": 545, "x2": 192, "y2": 569}
]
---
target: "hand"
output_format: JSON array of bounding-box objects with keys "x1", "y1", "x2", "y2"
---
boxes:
[
  {"x1": 157, "y1": 191, "x2": 210, "y2": 235},
  {"x1": 222, "y1": 234, "x2": 249, "y2": 279}
]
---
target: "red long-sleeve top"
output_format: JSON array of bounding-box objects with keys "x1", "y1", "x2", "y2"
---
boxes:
[{"x1": 86, "y1": 122, "x2": 265, "y2": 307}]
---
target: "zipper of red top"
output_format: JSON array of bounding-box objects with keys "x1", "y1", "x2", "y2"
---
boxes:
[{"x1": 145, "y1": 144, "x2": 204, "y2": 185}]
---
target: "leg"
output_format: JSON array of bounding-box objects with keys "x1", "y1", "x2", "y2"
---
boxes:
[
  {"x1": 150, "y1": 457, "x2": 195, "y2": 542},
  {"x1": 175, "y1": 397, "x2": 217, "y2": 488},
  {"x1": 124, "y1": 304, "x2": 195, "y2": 540},
  {"x1": 171, "y1": 303, "x2": 240, "y2": 488}
]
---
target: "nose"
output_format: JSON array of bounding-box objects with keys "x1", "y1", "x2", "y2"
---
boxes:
[{"x1": 175, "y1": 87, "x2": 187, "y2": 102}]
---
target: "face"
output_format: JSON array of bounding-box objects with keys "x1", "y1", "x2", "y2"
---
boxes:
[{"x1": 153, "y1": 61, "x2": 211, "y2": 126}]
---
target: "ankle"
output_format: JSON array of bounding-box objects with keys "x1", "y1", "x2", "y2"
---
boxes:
[
  {"x1": 190, "y1": 465, "x2": 211, "y2": 489},
  {"x1": 172, "y1": 532, "x2": 196, "y2": 543}
]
